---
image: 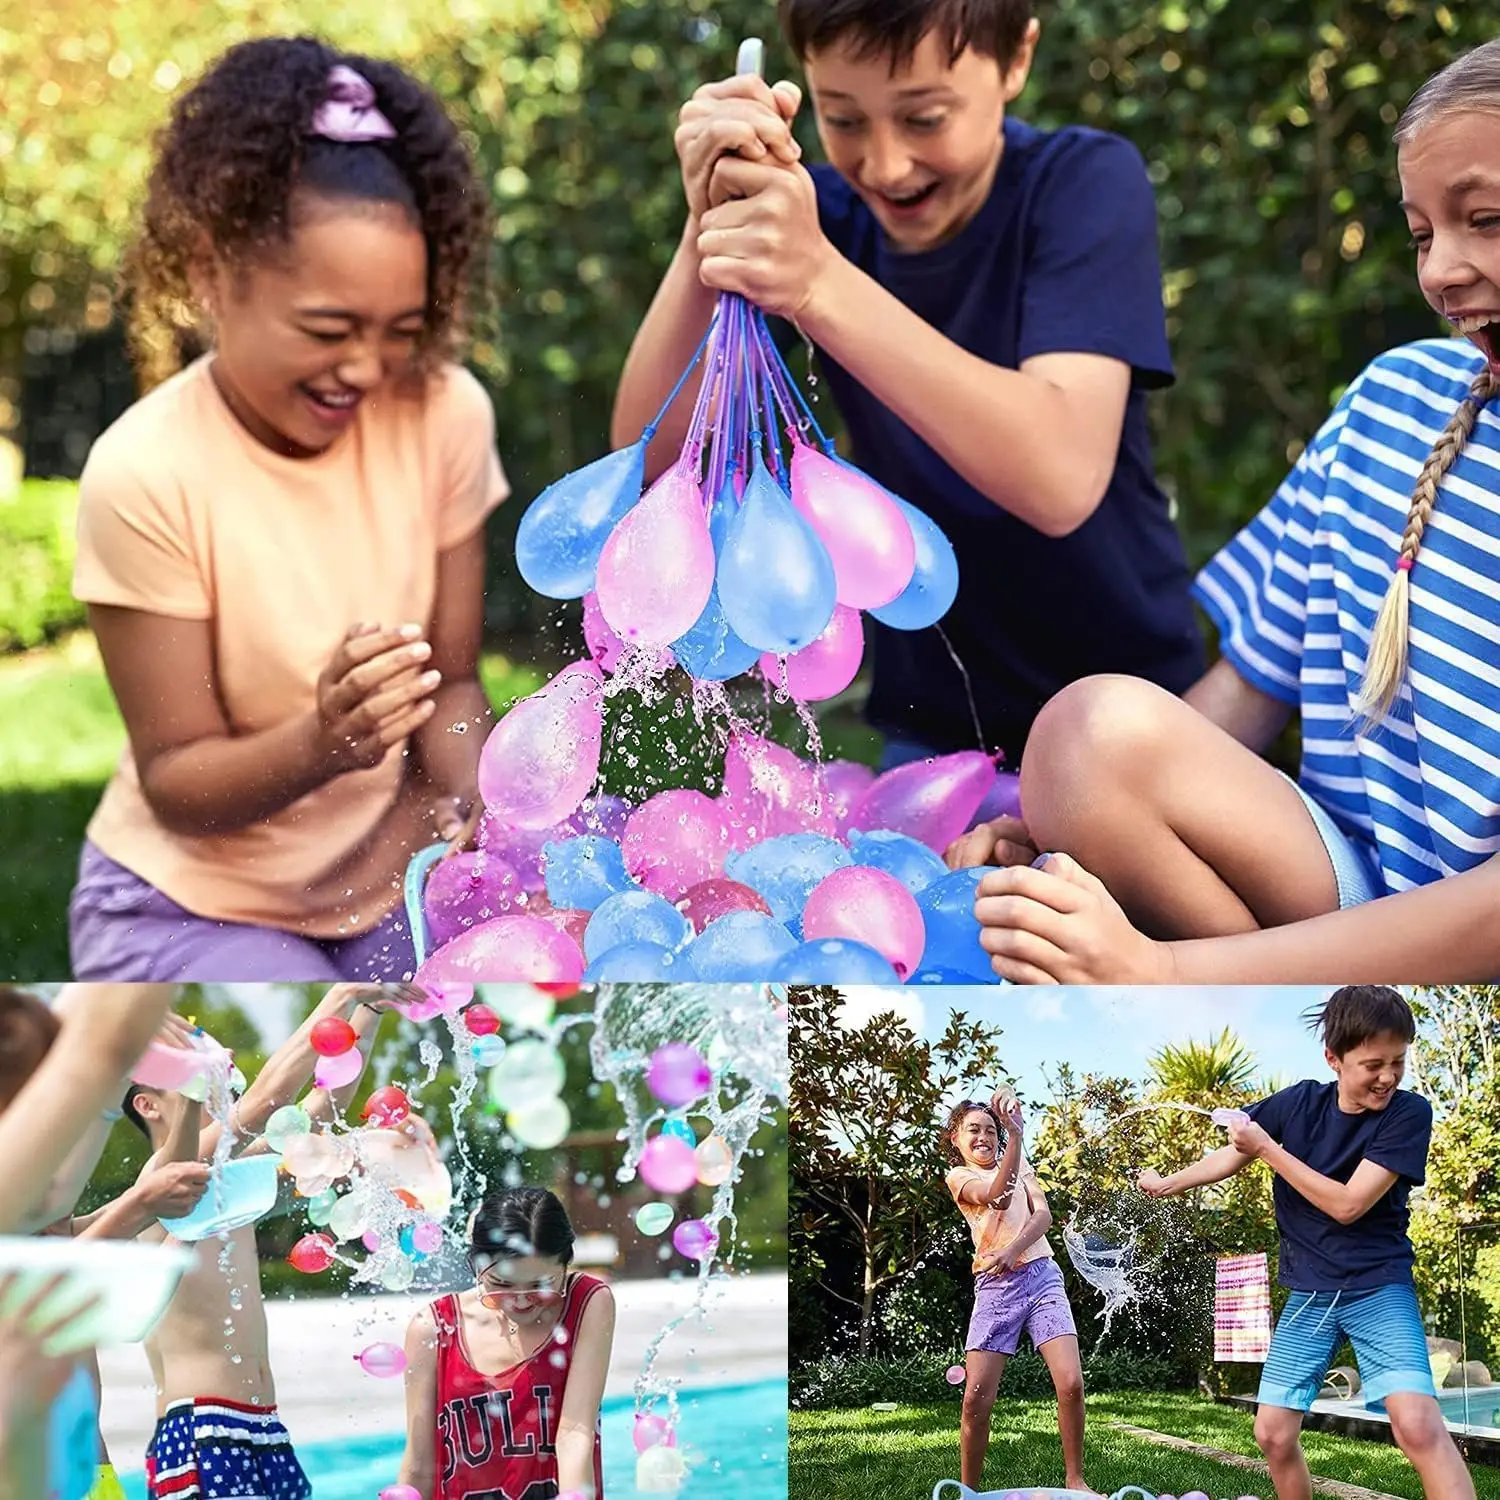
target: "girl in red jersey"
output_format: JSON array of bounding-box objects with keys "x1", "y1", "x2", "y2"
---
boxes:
[{"x1": 399, "y1": 1186, "x2": 616, "y2": 1500}]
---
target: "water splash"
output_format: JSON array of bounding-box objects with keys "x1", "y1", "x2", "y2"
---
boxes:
[{"x1": 587, "y1": 982, "x2": 787, "y2": 1473}]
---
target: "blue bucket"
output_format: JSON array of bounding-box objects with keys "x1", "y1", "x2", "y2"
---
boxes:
[
  {"x1": 403, "y1": 842, "x2": 448, "y2": 965},
  {"x1": 158, "y1": 1154, "x2": 281, "y2": 1241},
  {"x1": 933, "y1": 1486, "x2": 1158, "y2": 1500}
]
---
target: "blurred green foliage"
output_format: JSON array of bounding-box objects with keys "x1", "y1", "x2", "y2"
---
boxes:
[{"x1": 2, "y1": 0, "x2": 1493, "y2": 637}]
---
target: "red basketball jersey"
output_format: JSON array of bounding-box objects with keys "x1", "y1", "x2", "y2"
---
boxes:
[{"x1": 433, "y1": 1272, "x2": 606, "y2": 1500}]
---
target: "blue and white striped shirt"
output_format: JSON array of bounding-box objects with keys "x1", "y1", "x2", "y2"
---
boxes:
[{"x1": 1195, "y1": 338, "x2": 1500, "y2": 895}]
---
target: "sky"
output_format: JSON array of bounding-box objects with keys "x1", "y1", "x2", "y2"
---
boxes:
[{"x1": 835, "y1": 985, "x2": 1340, "y2": 1108}]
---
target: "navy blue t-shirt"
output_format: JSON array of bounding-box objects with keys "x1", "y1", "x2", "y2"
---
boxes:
[
  {"x1": 1246, "y1": 1080, "x2": 1432, "y2": 1292},
  {"x1": 808, "y1": 117, "x2": 1205, "y2": 762}
]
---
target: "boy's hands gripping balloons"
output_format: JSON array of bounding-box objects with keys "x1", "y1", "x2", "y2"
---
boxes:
[
  {"x1": 974, "y1": 853, "x2": 1172, "y2": 984},
  {"x1": 313, "y1": 623, "x2": 441, "y2": 774},
  {"x1": 676, "y1": 75, "x2": 803, "y2": 220}
]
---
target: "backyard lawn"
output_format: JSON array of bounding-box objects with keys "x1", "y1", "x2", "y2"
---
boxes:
[
  {"x1": 0, "y1": 632, "x2": 880, "y2": 975},
  {"x1": 790, "y1": 1393, "x2": 1500, "y2": 1500}
]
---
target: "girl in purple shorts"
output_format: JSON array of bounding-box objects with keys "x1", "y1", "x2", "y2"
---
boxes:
[{"x1": 944, "y1": 1094, "x2": 1091, "y2": 1492}]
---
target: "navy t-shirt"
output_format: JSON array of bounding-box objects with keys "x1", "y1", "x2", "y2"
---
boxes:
[
  {"x1": 808, "y1": 117, "x2": 1205, "y2": 763},
  {"x1": 1246, "y1": 1080, "x2": 1432, "y2": 1292}
]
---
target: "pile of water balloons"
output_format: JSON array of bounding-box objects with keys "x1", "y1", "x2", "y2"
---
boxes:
[
  {"x1": 417, "y1": 732, "x2": 1015, "y2": 987},
  {"x1": 408, "y1": 290, "x2": 1008, "y2": 987}
]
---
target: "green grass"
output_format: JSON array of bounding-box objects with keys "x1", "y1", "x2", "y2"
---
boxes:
[
  {"x1": 0, "y1": 635, "x2": 881, "y2": 977},
  {"x1": 790, "y1": 1394, "x2": 1500, "y2": 1500}
]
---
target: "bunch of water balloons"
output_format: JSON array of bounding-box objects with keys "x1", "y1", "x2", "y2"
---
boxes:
[{"x1": 402, "y1": 283, "x2": 1013, "y2": 986}]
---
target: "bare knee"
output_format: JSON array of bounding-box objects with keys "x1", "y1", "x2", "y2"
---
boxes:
[
  {"x1": 1389, "y1": 1401, "x2": 1451, "y2": 1460},
  {"x1": 1021, "y1": 675, "x2": 1180, "y2": 845},
  {"x1": 962, "y1": 1384, "x2": 998, "y2": 1426},
  {"x1": 1051, "y1": 1367, "x2": 1084, "y2": 1406},
  {"x1": 1255, "y1": 1407, "x2": 1304, "y2": 1462}
]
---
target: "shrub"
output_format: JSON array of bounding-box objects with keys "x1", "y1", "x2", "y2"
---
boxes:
[{"x1": 0, "y1": 479, "x2": 83, "y2": 651}]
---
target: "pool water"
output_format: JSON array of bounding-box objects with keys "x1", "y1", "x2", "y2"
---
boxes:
[{"x1": 120, "y1": 1379, "x2": 787, "y2": 1498}]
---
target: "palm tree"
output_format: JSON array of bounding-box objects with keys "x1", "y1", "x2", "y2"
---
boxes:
[{"x1": 1147, "y1": 1028, "x2": 1259, "y2": 1106}]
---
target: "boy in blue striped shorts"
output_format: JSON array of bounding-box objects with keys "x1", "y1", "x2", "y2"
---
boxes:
[{"x1": 1140, "y1": 986, "x2": 1473, "y2": 1500}]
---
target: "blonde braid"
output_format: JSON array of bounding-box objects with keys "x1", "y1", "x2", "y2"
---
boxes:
[{"x1": 1357, "y1": 366, "x2": 1499, "y2": 723}]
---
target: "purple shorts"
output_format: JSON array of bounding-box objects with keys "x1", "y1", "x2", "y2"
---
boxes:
[
  {"x1": 967, "y1": 1255, "x2": 1077, "y2": 1355},
  {"x1": 69, "y1": 841, "x2": 415, "y2": 981}
]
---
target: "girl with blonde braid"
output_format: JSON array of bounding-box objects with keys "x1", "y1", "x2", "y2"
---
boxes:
[{"x1": 952, "y1": 40, "x2": 1500, "y2": 984}]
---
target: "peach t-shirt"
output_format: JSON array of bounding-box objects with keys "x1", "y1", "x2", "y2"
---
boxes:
[
  {"x1": 73, "y1": 357, "x2": 508, "y2": 935},
  {"x1": 946, "y1": 1154, "x2": 1054, "y2": 1273}
]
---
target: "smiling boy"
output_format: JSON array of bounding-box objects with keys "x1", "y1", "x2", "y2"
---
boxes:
[
  {"x1": 612, "y1": 0, "x2": 1202, "y2": 783},
  {"x1": 1139, "y1": 986, "x2": 1474, "y2": 1500}
]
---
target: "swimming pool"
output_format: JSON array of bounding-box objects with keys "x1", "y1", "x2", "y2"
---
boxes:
[
  {"x1": 1316, "y1": 1385, "x2": 1500, "y2": 1435},
  {"x1": 119, "y1": 1378, "x2": 787, "y2": 1498}
]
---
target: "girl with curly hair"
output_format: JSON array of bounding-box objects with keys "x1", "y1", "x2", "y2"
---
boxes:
[
  {"x1": 68, "y1": 37, "x2": 506, "y2": 981},
  {"x1": 942, "y1": 1090, "x2": 1090, "y2": 1492}
]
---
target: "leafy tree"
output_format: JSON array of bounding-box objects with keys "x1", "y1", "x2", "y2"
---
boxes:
[
  {"x1": 788, "y1": 983, "x2": 1008, "y2": 1354},
  {"x1": 1147, "y1": 1028, "x2": 1260, "y2": 1102},
  {"x1": 1409, "y1": 987, "x2": 1500, "y2": 1365}
]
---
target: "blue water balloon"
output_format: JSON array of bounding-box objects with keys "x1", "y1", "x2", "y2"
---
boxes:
[
  {"x1": 687, "y1": 911, "x2": 799, "y2": 980},
  {"x1": 769, "y1": 938, "x2": 901, "y2": 984},
  {"x1": 584, "y1": 941, "x2": 695, "y2": 982},
  {"x1": 847, "y1": 828, "x2": 949, "y2": 895},
  {"x1": 719, "y1": 456, "x2": 837, "y2": 652},
  {"x1": 672, "y1": 479, "x2": 762, "y2": 680},
  {"x1": 543, "y1": 835, "x2": 634, "y2": 912},
  {"x1": 910, "y1": 966, "x2": 999, "y2": 985},
  {"x1": 725, "y1": 833, "x2": 851, "y2": 925},
  {"x1": 866, "y1": 482, "x2": 959, "y2": 632},
  {"x1": 583, "y1": 887, "x2": 693, "y2": 961},
  {"x1": 515, "y1": 441, "x2": 646, "y2": 599},
  {"x1": 915, "y1": 866, "x2": 994, "y2": 980}
]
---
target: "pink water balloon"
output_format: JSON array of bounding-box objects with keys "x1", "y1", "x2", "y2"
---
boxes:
[
  {"x1": 477, "y1": 662, "x2": 604, "y2": 830},
  {"x1": 633, "y1": 1413, "x2": 677, "y2": 1453},
  {"x1": 761, "y1": 603, "x2": 864, "y2": 702},
  {"x1": 595, "y1": 465, "x2": 715, "y2": 646},
  {"x1": 639, "y1": 1134, "x2": 697, "y2": 1195},
  {"x1": 646, "y1": 1043, "x2": 712, "y2": 1108},
  {"x1": 413, "y1": 913, "x2": 584, "y2": 987},
  {"x1": 355, "y1": 1342, "x2": 408, "y2": 1379},
  {"x1": 621, "y1": 789, "x2": 729, "y2": 896},
  {"x1": 973, "y1": 769, "x2": 1023, "y2": 826},
  {"x1": 677, "y1": 877, "x2": 770, "y2": 932},
  {"x1": 945, "y1": 1364, "x2": 966, "y2": 1385},
  {"x1": 851, "y1": 751, "x2": 999, "y2": 853},
  {"x1": 381, "y1": 1486, "x2": 424, "y2": 1500},
  {"x1": 820, "y1": 759, "x2": 877, "y2": 837},
  {"x1": 583, "y1": 591, "x2": 673, "y2": 677},
  {"x1": 802, "y1": 865, "x2": 926, "y2": 979},
  {"x1": 790, "y1": 443, "x2": 916, "y2": 608},
  {"x1": 314, "y1": 1046, "x2": 364, "y2": 1091},
  {"x1": 671, "y1": 1218, "x2": 719, "y2": 1260},
  {"x1": 423, "y1": 849, "x2": 523, "y2": 948},
  {"x1": 411, "y1": 1221, "x2": 443, "y2": 1254},
  {"x1": 582, "y1": 591, "x2": 627, "y2": 675},
  {"x1": 719, "y1": 734, "x2": 835, "y2": 845}
]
